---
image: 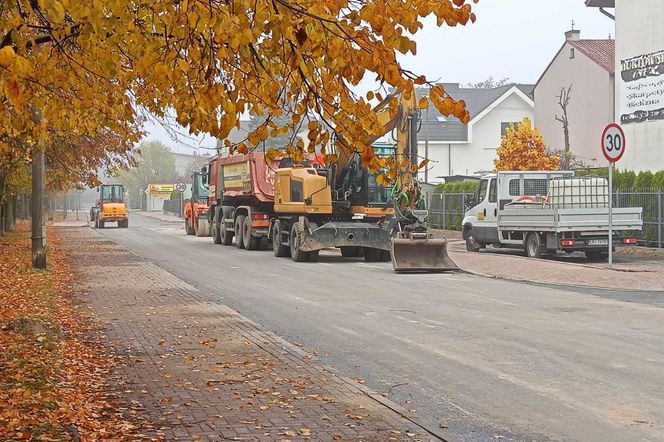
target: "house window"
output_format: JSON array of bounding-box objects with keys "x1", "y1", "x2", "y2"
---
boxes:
[
  {"x1": 501, "y1": 122, "x2": 519, "y2": 137},
  {"x1": 570, "y1": 48, "x2": 575, "y2": 59}
]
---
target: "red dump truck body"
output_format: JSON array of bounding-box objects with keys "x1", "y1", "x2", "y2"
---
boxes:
[{"x1": 207, "y1": 152, "x2": 280, "y2": 249}]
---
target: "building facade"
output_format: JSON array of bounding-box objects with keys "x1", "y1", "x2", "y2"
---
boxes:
[
  {"x1": 533, "y1": 30, "x2": 615, "y2": 168},
  {"x1": 415, "y1": 84, "x2": 535, "y2": 182},
  {"x1": 587, "y1": 0, "x2": 664, "y2": 171}
]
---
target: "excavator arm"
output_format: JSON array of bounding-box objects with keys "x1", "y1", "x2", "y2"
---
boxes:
[{"x1": 367, "y1": 91, "x2": 458, "y2": 272}]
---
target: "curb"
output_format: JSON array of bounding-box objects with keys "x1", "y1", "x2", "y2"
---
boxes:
[{"x1": 458, "y1": 268, "x2": 664, "y2": 294}]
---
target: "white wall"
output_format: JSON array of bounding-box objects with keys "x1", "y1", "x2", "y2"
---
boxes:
[
  {"x1": 534, "y1": 42, "x2": 614, "y2": 167},
  {"x1": 615, "y1": 0, "x2": 664, "y2": 172},
  {"x1": 423, "y1": 92, "x2": 534, "y2": 182}
]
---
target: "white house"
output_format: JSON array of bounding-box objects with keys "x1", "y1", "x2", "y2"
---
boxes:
[
  {"x1": 414, "y1": 83, "x2": 535, "y2": 183},
  {"x1": 533, "y1": 29, "x2": 615, "y2": 168},
  {"x1": 586, "y1": 0, "x2": 664, "y2": 172}
]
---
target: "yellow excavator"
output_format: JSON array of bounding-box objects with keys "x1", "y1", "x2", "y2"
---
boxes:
[
  {"x1": 367, "y1": 90, "x2": 457, "y2": 272},
  {"x1": 269, "y1": 90, "x2": 457, "y2": 272}
]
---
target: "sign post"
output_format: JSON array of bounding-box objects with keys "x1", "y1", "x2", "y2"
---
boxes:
[
  {"x1": 176, "y1": 181, "x2": 186, "y2": 218},
  {"x1": 601, "y1": 123, "x2": 626, "y2": 269}
]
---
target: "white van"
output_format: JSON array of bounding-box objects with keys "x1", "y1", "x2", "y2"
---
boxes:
[{"x1": 461, "y1": 171, "x2": 643, "y2": 259}]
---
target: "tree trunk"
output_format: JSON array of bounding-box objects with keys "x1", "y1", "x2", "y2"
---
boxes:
[{"x1": 32, "y1": 146, "x2": 47, "y2": 269}]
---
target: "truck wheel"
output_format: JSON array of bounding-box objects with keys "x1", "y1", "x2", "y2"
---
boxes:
[
  {"x1": 341, "y1": 246, "x2": 362, "y2": 257},
  {"x1": 363, "y1": 248, "x2": 383, "y2": 262},
  {"x1": 185, "y1": 217, "x2": 195, "y2": 235},
  {"x1": 120, "y1": 219, "x2": 128, "y2": 228},
  {"x1": 465, "y1": 230, "x2": 481, "y2": 252},
  {"x1": 272, "y1": 221, "x2": 290, "y2": 257},
  {"x1": 212, "y1": 217, "x2": 222, "y2": 244},
  {"x1": 290, "y1": 223, "x2": 308, "y2": 262},
  {"x1": 220, "y1": 220, "x2": 233, "y2": 245},
  {"x1": 243, "y1": 216, "x2": 260, "y2": 250},
  {"x1": 235, "y1": 215, "x2": 246, "y2": 249},
  {"x1": 585, "y1": 251, "x2": 608, "y2": 261},
  {"x1": 98, "y1": 220, "x2": 105, "y2": 229},
  {"x1": 525, "y1": 233, "x2": 544, "y2": 258}
]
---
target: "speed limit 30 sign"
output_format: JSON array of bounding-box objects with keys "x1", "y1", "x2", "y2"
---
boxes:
[{"x1": 601, "y1": 123, "x2": 626, "y2": 163}]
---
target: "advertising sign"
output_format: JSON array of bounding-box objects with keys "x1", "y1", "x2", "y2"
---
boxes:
[{"x1": 620, "y1": 49, "x2": 664, "y2": 124}]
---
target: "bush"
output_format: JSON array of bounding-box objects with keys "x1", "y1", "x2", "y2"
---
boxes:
[
  {"x1": 634, "y1": 171, "x2": 653, "y2": 189},
  {"x1": 434, "y1": 180, "x2": 479, "y2": 193}
]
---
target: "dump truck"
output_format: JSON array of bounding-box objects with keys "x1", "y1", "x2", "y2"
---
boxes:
[
  {"x1": 184, "y1": 171, "x2": 211, "y2": 237},
  {"x1": 462, "y1": 171, "x2": 643, "y2": 259},
  {"x1": 203, "y1": 92, "x2": 457, "y2": 272},
  {"x1": 93, "y1": 184, "x2": 129, "y2": 228}
]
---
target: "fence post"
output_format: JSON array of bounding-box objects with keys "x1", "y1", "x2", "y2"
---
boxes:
[
  {"x1": 442, "y1": 193, "x2": 446, "y2": 231},
  {"x1": 658, "y1": 190, "x2": 662, "y2": 249}
]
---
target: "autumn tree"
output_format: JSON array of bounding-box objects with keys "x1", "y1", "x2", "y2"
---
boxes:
[
  {"x1": 0, "y1": 0, "x2": 478, "y2": 177},
  {"x1": 495, "y1": 119, "x2": 559, "y2": 171},
  {"x1": 118, "y1": 141, "x2": 177, "y2": 208}
]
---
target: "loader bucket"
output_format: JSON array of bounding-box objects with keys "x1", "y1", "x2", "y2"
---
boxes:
[{"x1": 390, "y1": 237, "x2": 458, "y2": 272}]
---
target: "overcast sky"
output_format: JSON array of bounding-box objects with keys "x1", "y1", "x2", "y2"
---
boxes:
[{"x1": 142, "y1": 0, "x2": 615, "y2": 154}]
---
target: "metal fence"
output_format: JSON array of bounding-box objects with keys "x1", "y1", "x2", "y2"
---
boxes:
[{"x1": 426, "y1": 188, "x2": 664, "y2": 248}]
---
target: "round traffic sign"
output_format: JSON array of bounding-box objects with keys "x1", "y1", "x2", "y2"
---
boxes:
[
  {"x1": 601, "y1": 123, "x2": 626, "y2": 163},
  {"x1": 175, "y1": 182, "x2": 186, "y2": 192}
]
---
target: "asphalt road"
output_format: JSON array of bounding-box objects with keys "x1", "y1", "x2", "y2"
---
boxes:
[{"x1": 94, "y1": 213, "x2": 664, "y2": 441}]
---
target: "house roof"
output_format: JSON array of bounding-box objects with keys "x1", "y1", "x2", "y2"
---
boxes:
[
  {"x1": 417, "y1": 83, "x2": 534, "y2": 142},
  {"x1": 534, "y1": 38, "x2": 615, "y2": 91},
  {"x1": 569, "y1": 39, "x2": 615, "y2": 73}
]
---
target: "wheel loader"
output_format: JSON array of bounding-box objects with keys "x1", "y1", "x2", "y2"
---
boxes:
[{"x1": 93, "y1": 184, "x2": 128, "y2": 229}]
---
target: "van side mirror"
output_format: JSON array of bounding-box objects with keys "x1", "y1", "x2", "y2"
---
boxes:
[{"x1": 463, "y1": 194, "x2": 475, "y2": 211}]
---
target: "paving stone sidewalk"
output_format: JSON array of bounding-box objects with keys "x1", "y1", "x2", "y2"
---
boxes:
[
  {"x1": 59, "y1": 227, "x2": 438, "y2": 441},
  {"x1": 446, "y1": 240, "x2": 664, "y2": 292}
]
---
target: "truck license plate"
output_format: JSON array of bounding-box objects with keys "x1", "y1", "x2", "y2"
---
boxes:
[{"x1": 588, "y1": 239, "x2": 608, "y2": 246}]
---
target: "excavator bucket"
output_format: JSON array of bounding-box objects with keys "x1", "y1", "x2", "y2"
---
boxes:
[{"x1": 390, "y1": 236, "x2": 458, "y2": 272}]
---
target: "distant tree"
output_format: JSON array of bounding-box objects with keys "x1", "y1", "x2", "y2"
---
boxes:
[
  {"x1": 466, "y1": 76, "x2": 510, "y2": 89},
  {"x1": 119, "y1": 141, "x2": 177, "y2": 207},
  {"x1": 182, "y1": 152, "x2": 212, "y2": 182},
  {"x1": 495, "y1": 118, "x2": 559, "y2": 171}
]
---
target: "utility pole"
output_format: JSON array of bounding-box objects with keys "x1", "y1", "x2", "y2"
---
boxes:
[
  {"x1": 424, "y1": 96, "x2": 430, "y2": 183},
  {"x1": 31, "y1": 144, "x2": 46, "y2": 269}
]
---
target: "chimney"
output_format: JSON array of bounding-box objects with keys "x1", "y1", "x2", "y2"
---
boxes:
[{"x1": 565, "y1": 29, "x2": 581, "y2": 41}]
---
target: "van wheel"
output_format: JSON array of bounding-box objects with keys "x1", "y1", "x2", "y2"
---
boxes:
[
  {"x1": 234, "y1": 215, "x2": 245, "y2": 249},
  {"x1": 272, "y1": 221, "x2": 290, "y2": 257},
  {"x1": 465, "y1": 230, "x2": 481, "y2": 252},
  {"x1": 525, "y1": 233, "x2": 544, "y2": 258}
]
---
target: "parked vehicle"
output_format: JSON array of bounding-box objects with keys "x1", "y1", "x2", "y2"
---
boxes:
[
  {"x1": 183, "y1": 172, "x2": 210, "y2": 237},
  {"x1": 203, "y1": 92, "x2": 457, "y2": 272},
  {"x1": 93, "y1": 184, "x2": 129, "y2": 228},
  {"x1": 462, "y1": 171, "x2": 643, "y2": 259}
]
